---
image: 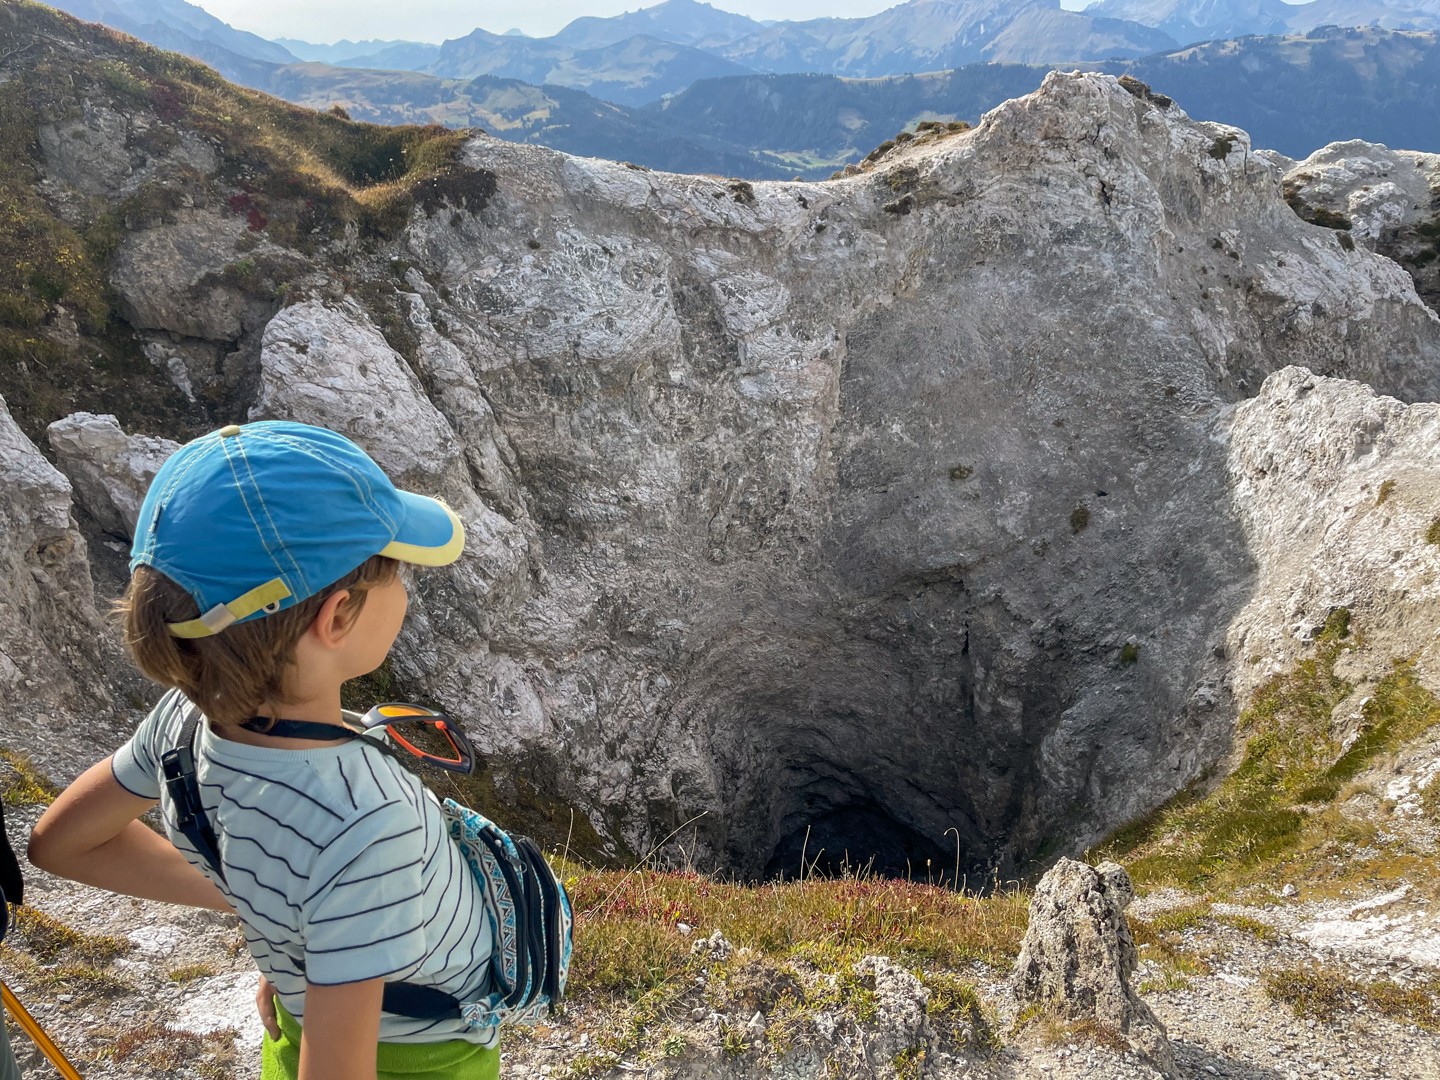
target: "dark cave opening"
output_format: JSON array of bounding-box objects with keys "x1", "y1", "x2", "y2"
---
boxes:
[{"x1": 762, "y1": 799, "x2": 972, "y2": 887}]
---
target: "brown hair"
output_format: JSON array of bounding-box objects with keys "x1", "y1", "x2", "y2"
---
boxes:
[{"x1": 117, "y1": 555, "x2": 399, "y2": 726}]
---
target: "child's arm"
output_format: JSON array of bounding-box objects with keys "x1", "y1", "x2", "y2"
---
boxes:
[
  {"x1": 28, "y1": 756, "x2": 232, "y2": 911},
  {"x1": 298, "y1": 979, "x2": 384, "y2": 1080}
]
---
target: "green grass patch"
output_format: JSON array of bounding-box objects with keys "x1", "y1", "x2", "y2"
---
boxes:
[
  {"x1": 1264, "y1": 966, "x2": 1440, "y2": 1031},
  {"x1": 562, "y1": 863, "x2": 1028, "y2": 1000},
  {"x1": 1130, "y1": 907, "x2": 1214, "y2": 993},
  {"x1": 1098, "y1": 610, "x2": 1440, "y2": 890},
  {"x1": 9, "y1": 905, "x2": 132, "y2": 965},
  {"x1": 0, "y1": 748, "x2": 60, "y2": 807},
  {"x1": 167, "y1": 961, "x2": 219, "y2": 982}
]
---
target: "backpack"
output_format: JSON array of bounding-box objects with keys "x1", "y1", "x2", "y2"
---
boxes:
[{"x1": 160, "y1": 707, "x2": 573, "y2": 1029}]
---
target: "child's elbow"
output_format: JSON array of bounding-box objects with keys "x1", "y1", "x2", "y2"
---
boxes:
[{"x1": 27, "y1": 817, "x2": 61, "y2": 873}]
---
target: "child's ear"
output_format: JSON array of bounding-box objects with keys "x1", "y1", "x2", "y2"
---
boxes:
[{"x1": 308, "y1": 589, "x2": 358, "y2": 648}]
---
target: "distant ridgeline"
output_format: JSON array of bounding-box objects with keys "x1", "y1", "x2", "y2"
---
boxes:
[{"x1": 34, "y1": 0, "x2": 1440, "y2": 176}]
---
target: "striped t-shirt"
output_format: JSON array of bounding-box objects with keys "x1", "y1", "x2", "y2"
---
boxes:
[{"x1": 112, "y1": 689, "x2": 497, "y2": 1046}]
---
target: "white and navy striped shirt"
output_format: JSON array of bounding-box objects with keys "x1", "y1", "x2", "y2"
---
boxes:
[{"x1": 113, "y1": 690, "x2": 496, "y2": 1045}]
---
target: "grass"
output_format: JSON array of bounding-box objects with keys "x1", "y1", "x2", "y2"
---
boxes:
[
  {"x1": 1098, "y1": 609, "x2": 1440, "y2": 892},
  {"x1": 539, "y1": 864, "x2": 1022, "y2": 1074},
  {"x1": 1264, "y1": 966, "x2": 1440, "y2": 1031},
  {"x1": 0, "y1": 906, "x2": 135, "y2": 1001},
  {"x1": 0, "y1": 0, "x2": 495, "y2": 444},
  {"x1": 1130, "y1": 905, "x2": 1215, "y2": 993},
  {"x1": 0, "y1": 748, "x2": 59, "y2": 807},
  {"x1": 0, "y1": 945, "x2": 135, "y2": 997},
  {"x1": 95, "y1": 1020, "x2": 239, "y2": 1079},
  {"x1": 564, "y1": 863, "x2": 1028, "y2": 1000},
  {"x1": 8, "y1": 906, "x2": 131, "y2": 965},
  {"x1": 167, "y1": 961, "x2": 219, "y2": 982}
]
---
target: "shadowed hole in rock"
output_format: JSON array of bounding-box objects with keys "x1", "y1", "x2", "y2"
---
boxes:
[{"x1": 764, "y1": 800, "x2": 967, "y2": 886}]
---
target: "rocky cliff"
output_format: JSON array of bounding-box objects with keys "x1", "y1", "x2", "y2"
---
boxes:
[{"x1": 3, "y1": 7, "x2": 1440, "y2": 885}]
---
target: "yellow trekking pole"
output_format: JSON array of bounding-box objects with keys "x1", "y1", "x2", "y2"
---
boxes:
[{"x1": 2, "y1": 981, "x2": 82, "y2": 1080}]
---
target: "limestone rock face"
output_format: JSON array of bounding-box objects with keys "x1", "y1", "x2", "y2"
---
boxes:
[
  {"x1": 253, "y1": 298, "x2": 463, "y2": 487},
  {"x1": 1281, "y1": 141, "x2": 1440, "y2": 311},
  {"x1": 1013, "y1": 858, "x2": 1174, "y2": 1074},
  {"x1": 0, "y1": 397, "x2": 111, "y2": 716},
  {"x1": 1223, "y1": 367, "x2": 1440, "y2": 703},
  {"x1": 9, "y1": 69, "x2": 1440, "y2": 877},
  {"x1": 380, "y1": 70, "x2": 1440, "y2": 873},
  {"x1": 46, "y1": 413, "x2": 180, "y2": 539},
  {"x1": 109, "y1": 211, "x2": 257, "y2": 341},
  {"x1": 1281, "y1": 140, "x2": 1440, "y2": 245}
]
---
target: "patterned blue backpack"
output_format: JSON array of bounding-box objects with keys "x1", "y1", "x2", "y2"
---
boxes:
[
  {"x1": 439, "y1": 798, "x2": 574, "y2": 1028},
  {"x1": 163, "y1": 703, "x2": 573, "y2": 1028}
]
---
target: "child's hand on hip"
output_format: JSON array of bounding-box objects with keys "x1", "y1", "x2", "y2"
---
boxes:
[{"x1": 256, "y1": 974, "x2": 280, "y2": 1040}]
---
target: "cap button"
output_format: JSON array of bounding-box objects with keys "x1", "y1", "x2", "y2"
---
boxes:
[{"x1": 218, "y1": 424, "x2": 243, "y2": 437}]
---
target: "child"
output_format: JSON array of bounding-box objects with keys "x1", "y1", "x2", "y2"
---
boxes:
[{"x1": 29, "y1": 421, "x2": 499, "y2": 1080}]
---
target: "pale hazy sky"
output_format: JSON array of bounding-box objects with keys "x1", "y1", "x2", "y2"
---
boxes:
[{"x1": 197, "y1": 0, "x2": 1097, "y2": 45}]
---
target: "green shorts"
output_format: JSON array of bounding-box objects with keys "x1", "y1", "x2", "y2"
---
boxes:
[{"x1": 260, "y1": 998, "x2": 499, "y2": 1080}]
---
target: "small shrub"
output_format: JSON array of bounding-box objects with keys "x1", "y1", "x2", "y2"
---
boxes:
[
  {"x1": 1376, "y1": 479, "x2": 1396, "y2": 506},
  {"x1": 1119, "y1": 642, "x2": 1140, "y2": 666},
  {"x1": 865, "y1": 139, "x2": 897, "y2": 162},
  {"x1": 949, "y1": 465, "x2": 973, "y2": 481},
  {"x1": 1310, "y1": 207, "x2": 1353, "y2": 230},
  {"x1": 1426, "y1": 516, "x2": 1440, "y2": 545},
  {"x1": 1209, "y1": 134, "x2": 1236, "y2": 160},
  {"x1": 1070, "y1": 506, "x2": 1090, "y2": 534},
  {"x1": 0, "y1": 748, "x2": 59, "y2": 806},
  {"x1": 168, "y1": 961, "x2": 219, "y2": 982},
  {"x1": 1117, "y1": 74, "x2": 1172, "y2": 109},
  {"x1": 10, "y1": 906, "x2": 131, "y2": 965},
  {"x1": 728, "y1": 180, "x2": 755, "y2": 205},
  {"x1": 1265, "y1": 967, "x2": 1440, "y2": 1031},
  {"x1": 1337, "y1": 231, "x2": 1356, "y2": 251}
]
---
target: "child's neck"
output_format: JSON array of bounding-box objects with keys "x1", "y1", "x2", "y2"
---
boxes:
[{"x1": 213, "y1": 689, "x2": 351, "y2": 749}]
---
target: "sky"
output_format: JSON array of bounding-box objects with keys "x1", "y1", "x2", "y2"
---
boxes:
[{"x1": 196, "y1": 0, "x2": 1096, "y2": 46}]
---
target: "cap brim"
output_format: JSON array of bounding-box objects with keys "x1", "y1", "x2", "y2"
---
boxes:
[{"x1": 379, "y1": 491, "x2": 466, "y2": 567}]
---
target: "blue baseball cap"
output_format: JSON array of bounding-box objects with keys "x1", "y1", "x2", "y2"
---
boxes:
[{"x1": 130, "y1": 421, "x2": 465, "y2": 639}]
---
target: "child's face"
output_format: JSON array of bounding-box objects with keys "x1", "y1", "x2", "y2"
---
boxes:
[{"x1": 343, "y1": 571, "x2": 409, "y2": 679}]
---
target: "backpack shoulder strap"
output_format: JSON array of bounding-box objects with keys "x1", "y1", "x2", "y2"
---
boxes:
[{"x1": 160, "y1": 711, "x2": 226, "y2": 884}]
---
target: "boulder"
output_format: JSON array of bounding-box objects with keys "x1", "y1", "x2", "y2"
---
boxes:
[
  {"x1": 46, "y1": 413, "x2": 180, "y2": 540},
  {"x1": 1012, "y1": 858, "x2": 1174, "y2": 1074}
]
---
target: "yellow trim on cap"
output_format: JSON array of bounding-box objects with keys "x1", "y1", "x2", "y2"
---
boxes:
[
  {"x1": 168, "y1": 578, "x2": 293, "y2": 639},
  {"x1": 379, "y1": 501, "x2": 466, "y2": 567}
]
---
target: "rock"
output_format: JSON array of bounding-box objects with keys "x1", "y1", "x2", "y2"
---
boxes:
[
  {"x1": 46, "y1": 413, "x2": 181, "y2": 539},
  {"x1": 0, "y1": 396, "x2": 113, "y2": 727},
  {"x1": 691, "y1": 930, "x2": 733, "y2": 962},
  {"x1": 252, "y1": 298, "x2": 462, "y2": 488},
  {"x1": 1282, "y1": 883, "x2": 1300, "y2": 899},
  {"x1": 1013, "y1": 858, "x2": 1176, "y2": 1075},
  {"x1": 854, "y1": 955, "x2": 932, "y2": 1067},
  {"x1": 1282, "y1": 141, "x2": 1439, "y2": 245},
  {"x1": 7, "y1": 58, "x2": 1440, "y2": 883},
  {"x1": 109, "y1": 211, "x2": 258, "y2": 341}
]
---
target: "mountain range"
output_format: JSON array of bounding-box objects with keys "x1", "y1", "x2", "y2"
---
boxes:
[{"x1": 28, "y1": 0, "x2": 1440, "y2": 177}]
